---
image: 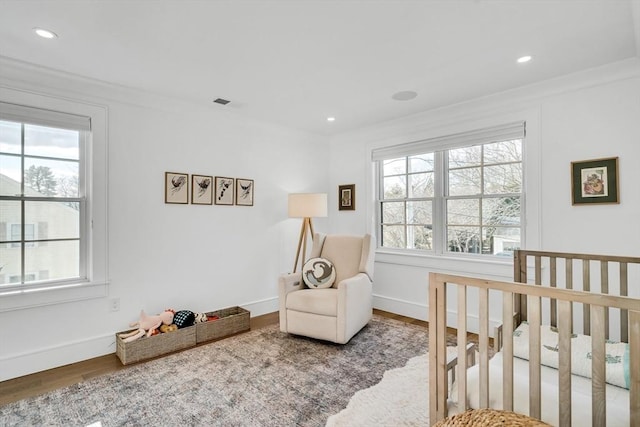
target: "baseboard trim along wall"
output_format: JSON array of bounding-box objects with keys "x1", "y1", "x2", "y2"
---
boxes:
[
  {"x1": 0, "y1": 296, "x2": 281, "y2": 382},
  {"x1": 240, "y1": 296, "x2": 279, "y2": 317},
  {"x1": 373, "y1": 294, "x2": 501, "y2": 337},
  {"x1": 0, "y1": 333, "x2": 115, "y2": 382}
]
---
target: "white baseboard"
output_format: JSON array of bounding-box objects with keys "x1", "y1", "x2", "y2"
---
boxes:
[
  {"x1": 373, "y1": 294, "x2": 501, "y2": 337},
  {"x1": 373, "y1": 294, "x2": 428, "y2": 321},
  {"x1": 0, "y1": 297, "x2": 280, "y2": 382},
  {"x1": 240, "y1": 297, "x2": 278, "y2": 317},
  {"x1": 0, "y1": 333, "x2": 115, "y2": 382}
]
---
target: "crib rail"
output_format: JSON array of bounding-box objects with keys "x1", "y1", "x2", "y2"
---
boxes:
[
  {"x1": 428, "y1": 272, "x2": 640, "y2": 426},
  {"x1": 514, "y1": 250, "x2": 640, "y2": 342}
]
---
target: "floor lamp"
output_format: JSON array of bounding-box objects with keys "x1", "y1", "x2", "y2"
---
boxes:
[{"x1": 288, "y1": 193, "x2": 328, "y2": 273}]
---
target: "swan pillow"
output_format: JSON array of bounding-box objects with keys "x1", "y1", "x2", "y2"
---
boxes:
[{"x1": 302, "y1": 257, "x2": 336, "y2": 289}]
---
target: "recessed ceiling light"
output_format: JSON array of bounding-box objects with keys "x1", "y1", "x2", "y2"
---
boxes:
[
  {"x1": 327, "y1": 117, "x2": 336, "y2": 122},
  {"x1": 517, "y1": 55, "x2": 532, "y2": 64},
  {"x1": 213, "y1": 98, "x2": 230, "y2": 105},
  {"x1": 392, "y1": 91, "x2": 418, "y2": 101},
  {"x1": 33, "y1": 27, "x2": 58, "y2": 39}
]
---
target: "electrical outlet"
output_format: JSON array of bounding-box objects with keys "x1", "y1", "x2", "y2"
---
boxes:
[{"x1": 109, "y1": 298, "x2": 120, "y2": 312}]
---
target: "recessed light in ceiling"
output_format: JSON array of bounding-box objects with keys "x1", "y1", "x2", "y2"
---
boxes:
[
  {"x1": 327, "y1": 117, "x2": 336, "y2": 122},
  {"x1": 33, "y1": 27, "x2": 58, "y2": 39},
  {"x1": 517, "y1": 55, "x2": 532, "y2": 63},
  {"x1": 213, "y1": 98, "x2": 230, "y2": 105},
  {"x1": 392, "y1": 91, "x2": 418, "y2": 101}
]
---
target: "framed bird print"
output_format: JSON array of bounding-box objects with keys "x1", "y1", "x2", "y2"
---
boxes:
[
  {"x1": 165, "y1": 172, "x2": 189, "y2": 204},
  {"x1": 235, "y1": 178, "x2": 254, "y2": 206},
  {"x1": 214, "y1": 176, "x2": 234, "y2": 205},
  {"x1": 191, "y1": 174, "x2": 213, "y2": 205}
]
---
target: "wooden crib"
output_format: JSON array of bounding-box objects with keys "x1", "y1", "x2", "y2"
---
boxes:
[{"x1": 428, "y1": 250, "x2": 640, "y2": 426}]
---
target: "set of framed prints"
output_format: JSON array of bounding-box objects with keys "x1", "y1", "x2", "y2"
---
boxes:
[{"x1": 164, "y1": 172, "x2": 254, "y2": 206}]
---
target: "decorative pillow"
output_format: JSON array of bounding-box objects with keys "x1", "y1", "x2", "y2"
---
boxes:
[
  {"x1": 512, "y1": 322, "x2": 630, "y2": 389},
  {"x1": 173, "y1": 310, "x2": 195, "y2": 328},
  {"x1": 302, "y1": 257, "x2": 336, "y2": 289}
]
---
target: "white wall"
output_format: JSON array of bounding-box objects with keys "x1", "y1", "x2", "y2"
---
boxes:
[
  {"x1": 328, "y1": 58, "x2": 640, "y2": 330},
  {"x1": 0, "y1": 59, "x2": 329, "y2": 381}
]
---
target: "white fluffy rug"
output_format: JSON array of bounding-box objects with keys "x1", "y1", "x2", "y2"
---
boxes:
[{"x1": 326, "y1": 348, "x2": 456, "y2": 427}]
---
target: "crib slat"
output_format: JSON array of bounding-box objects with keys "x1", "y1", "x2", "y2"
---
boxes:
[
  {"x1": 479, "y1": 287, "x2": 489, "y2": 409},
  {"x1": 457, "y1": 284, "x2": 468, "y2": 411},
  {"x1": 565, "y1": 257, "x2": 573, "y2": 290},
  {"x1": 601, "y1": 261, "x2": 609, "y2": 340},
  {"x1": 502, "y1": 291, "x2": 514, "y2": 412},
  {"x1": 528, "y1": 295, "x2": 542, "y2": 420},
  {"x1": 583, "y1": 260, "x2": 591, "y2": 335},
  {"x1": 516, "y1": 252, "x2": 529, "y2": 321},
  {"x1": 620, "y1": 262, "x2": 628, "y2": 342},
  {"x1": 630, "y1": 310, "x2": 640, "y2": 424},
  {"x1": 535, "y1": 255, "x2": 542, "y2": 285},
  {"x1": 428, "y1": 280, "x2": 441, "y2": 424},
  {"x1": 591, "y1": 305, "x2": 606, "y2": 426},
  {"x1": 558, "y1": 300, "x2": 572, "y2": 427},
  {"x1": 550, "y1": 257, "x2": 557, "y2": 327}
]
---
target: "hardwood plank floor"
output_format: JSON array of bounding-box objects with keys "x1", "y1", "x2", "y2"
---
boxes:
[{"x1": 0, "y1": 310, "x2": 437, "y2": 406}]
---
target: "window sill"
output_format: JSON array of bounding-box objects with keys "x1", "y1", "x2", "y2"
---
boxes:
[
  {"x1": 0, "y1": 281, "x2": 109, "y2": 312},
  {"x1": 375, "y1": 249, "x2": 514, "y2": 279}
]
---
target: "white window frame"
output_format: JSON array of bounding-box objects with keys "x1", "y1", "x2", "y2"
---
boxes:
[
  {"x1": 0, "y1": 88, "x2": 108, "y2": 311},
  {"x1": 374, "y1": 122, "x2": 526, "y2": 259}
]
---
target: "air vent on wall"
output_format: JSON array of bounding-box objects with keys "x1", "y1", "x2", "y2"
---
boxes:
[{"x1": 213, "y1": 98, "x2": 230, "y2": 105}]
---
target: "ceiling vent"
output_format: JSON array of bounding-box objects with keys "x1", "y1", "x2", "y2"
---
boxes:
[{"x1": 213, "y1": 98, "x2": 230, "y2": 105}]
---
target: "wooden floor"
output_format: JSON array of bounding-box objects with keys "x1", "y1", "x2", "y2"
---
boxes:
[{"x1": 0, "y1": 309, "x2": 431, "y2": 406}]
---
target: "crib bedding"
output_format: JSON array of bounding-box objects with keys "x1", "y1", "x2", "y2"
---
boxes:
[{"x1": 449, "y1": 351, "x2": 630, "y2": 427}]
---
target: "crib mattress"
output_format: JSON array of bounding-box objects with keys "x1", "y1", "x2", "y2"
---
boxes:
[{"x1": 448, "y1": 352, "x2": 629, "y2": 426}]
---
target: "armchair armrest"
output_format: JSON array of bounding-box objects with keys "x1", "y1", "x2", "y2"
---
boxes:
[
  {"x1": 279, "y1": 272, "x2": 303, "y2": 333},
  {"x1": 335, "y1": 272, "x2": 373, "y2": 343},
  {"x1": 336, "y1": 272, "x2": 372, "y2": 290},
  {"x1": 279, "y1": 272, "x2": 303, "y2": 296}
]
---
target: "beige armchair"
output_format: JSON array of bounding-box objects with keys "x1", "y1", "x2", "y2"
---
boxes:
[{"x1": 279, "y1": 233, "x2": 374, "y2": 344}]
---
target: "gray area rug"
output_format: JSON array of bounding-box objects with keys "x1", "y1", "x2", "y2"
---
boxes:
[{"x1": 1, "y1": 315, "x2": 443, "y2": 426}]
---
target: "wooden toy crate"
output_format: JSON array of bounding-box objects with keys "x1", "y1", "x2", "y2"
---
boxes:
[
  {"x1": 196, "y1": 306, "x2": 250, "y2": 344},
  {"x1": 116, "y1": 325, "x2": 196, "y2": 365}
]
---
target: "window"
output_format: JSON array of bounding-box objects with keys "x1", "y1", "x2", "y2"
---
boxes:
[
  {"x1": 0, "y1": 102, "x2": 88, "y2": 288},
  {"x1": 375, "y1": 122, "x2": 524, "y2": 257}
]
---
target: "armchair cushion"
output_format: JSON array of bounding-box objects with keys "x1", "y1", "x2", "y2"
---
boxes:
[
  {"x1": 286, "y1": 288, "x2": 338, "y2": 316},
  {"x1": 302, "y1": 257, "x2": 336, "y2": 289}
]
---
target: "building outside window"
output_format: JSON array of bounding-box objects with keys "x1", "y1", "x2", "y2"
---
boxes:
[
  {"x1": 375, "y1": 122, "x2": 524, "y2": 258},
  {"x1": 0, "y1": 104, "x2": 88, "y2": 288}
]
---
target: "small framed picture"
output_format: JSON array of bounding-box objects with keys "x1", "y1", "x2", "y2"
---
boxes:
[
  {"x1": 191, "y1": 174, "x2": 213, "y2": 205},
  {"x1": 571, "y1": 157, "x2": 619, "y2": 205},
  {"x1": 235, "y1": 178, "x2": 254, "y2": 206},
  {"x1": 165, "y1": 172, "x2": 189, "y2": 204},
  {"x1": 338, "y1": 184, "x2": 355, "y2": 211},
  {"x1": 214, "y1": 176, "x2": 235, "y2": 205}
]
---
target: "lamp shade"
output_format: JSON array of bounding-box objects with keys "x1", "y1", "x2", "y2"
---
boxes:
[{"x1": 288, "y1": 193, "x2": 328, "y2": 218}]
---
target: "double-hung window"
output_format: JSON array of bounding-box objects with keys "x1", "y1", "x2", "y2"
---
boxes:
[
  {"x1": 375, "y1": 122, "x2": 525, "y2": 257},
  {"x1": 0, "y1": 102, "x2": 89, "y2": 289}
]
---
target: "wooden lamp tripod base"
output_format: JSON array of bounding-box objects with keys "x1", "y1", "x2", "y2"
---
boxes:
[{"x1": 293, "y1": 217, "x2": 315, "y2": 273}]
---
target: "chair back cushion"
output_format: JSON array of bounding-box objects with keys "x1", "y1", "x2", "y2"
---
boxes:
[{"x1": 318, "y1": 235, "x2": 363, "y2": 286}]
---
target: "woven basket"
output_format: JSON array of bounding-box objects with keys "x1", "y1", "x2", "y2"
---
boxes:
[
  {"x1": 116, "y1": 325, "x2": 196, "y2": 365},
  {"x1": 433, "y1": 408, "x2": 551, "y2": 426},
  {"x1": 196, "y1": 306, "x2": 250, "y2": 344}
]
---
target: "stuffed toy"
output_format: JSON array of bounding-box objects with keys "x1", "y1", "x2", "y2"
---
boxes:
[
  {"x1": 173, "y1": 310, "x2": 195, "y2": 328},
  {"x1": 119, "y1": 309, "x2": 174, "y2": 343},
  {"x1": 194, "y1": 312, "x2": 208, "y2": 324},
  {"x1": 159, "y1": 324, "x2": 178, "y2": 333}
]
